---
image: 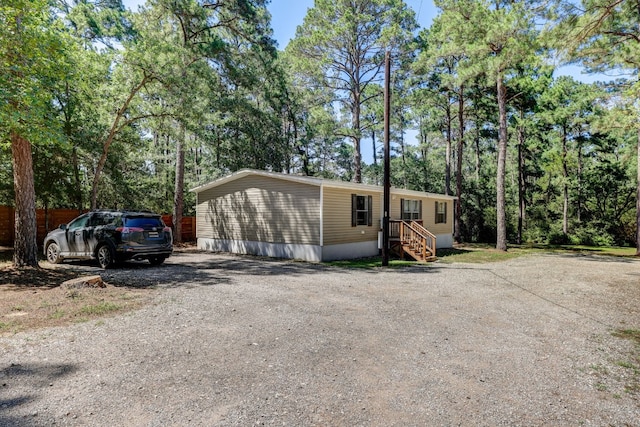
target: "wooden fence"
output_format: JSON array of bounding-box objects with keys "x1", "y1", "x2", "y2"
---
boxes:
[{"x1": 0, "y1": 206, "x2": 196, "y2": 247}]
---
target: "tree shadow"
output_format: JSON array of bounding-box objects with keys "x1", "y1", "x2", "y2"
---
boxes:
[
  {"x1": 435, "y1": 247, "x2": 474, "y2": 258},
  {"x1": 0, "y1": 266, "x2": 81, "y2": 290},
  {"x1": 0, "y1": 363, "x2": 77, "y2": 426},
  {"x1": 549, "y1": 251, "x2": 639, "y2": 263}
]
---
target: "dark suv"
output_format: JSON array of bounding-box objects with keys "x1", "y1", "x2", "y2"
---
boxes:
[{"x1": 43, "y1": 210, "x2": 173, "y2": 268}]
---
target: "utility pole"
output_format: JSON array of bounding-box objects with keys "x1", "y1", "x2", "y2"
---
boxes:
[{"x1": 382, "y1": 50, "x2": 391, "y2": 266}]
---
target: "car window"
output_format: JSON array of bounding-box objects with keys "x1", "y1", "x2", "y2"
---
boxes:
[
  {"x1": 91, "y1": 213, "x2": 118, "y2": 226},
  {"x1": 124, "y1": 217, "x2": 164, "y2": 228},
  {"x1": 67, "y1": 215, "x2": 90, "y2": 231}
]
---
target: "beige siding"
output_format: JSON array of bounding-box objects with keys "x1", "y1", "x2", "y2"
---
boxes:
[
  {"x1": 390, "y1": 192, "x2": 453, "y2": 236},
  {"x1": 196, "y1": 175, "x2": 320, "y2": 245},
  {"x1": 322, "y1": 187, "x2": 381, "y2": 246}
]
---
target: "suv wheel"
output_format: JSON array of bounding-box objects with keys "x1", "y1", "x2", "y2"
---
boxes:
[
  {"x1": 97, "y1": 245, "x2": 114, "y2": 269},
  {"x1": 149, "y1": 256, "x2": 166, "y2": 266},
  {"x1": 45, "y1": 242, "x2": 62, "y2": 264}
]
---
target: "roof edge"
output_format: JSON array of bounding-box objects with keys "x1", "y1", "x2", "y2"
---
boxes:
[
  {"x1": 190, "y1": 169, "x2": 457, "y2": 200},
  {"x1": 189, "y1": 169, "x2": 323, "y2": 193}
]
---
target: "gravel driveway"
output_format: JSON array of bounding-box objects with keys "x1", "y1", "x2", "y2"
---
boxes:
[{"x1": 1, "y1": 251, "x2": 639, "y2": 426}]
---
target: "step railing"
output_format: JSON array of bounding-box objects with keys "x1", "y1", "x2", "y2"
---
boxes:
[{"x1": 390, "y1": 220, "x2": 437, "y2": 261}]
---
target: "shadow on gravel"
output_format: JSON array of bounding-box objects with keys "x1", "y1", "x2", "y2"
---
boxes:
[
  {"x1": 0, "y1": 362, "x2": 77, "y2": 426},
  {"x1": 550, "y1": 252, "x2": 639, "y2": 263},
  {"x1": 100, "y1": 261, "x2": 233, "y2": 289},
  {"x1": 172, "y1": 253, "x2": 446, "y2": 277},
  {"x1": 54, "y1": 252, "x2": 448, "y2": 289}
]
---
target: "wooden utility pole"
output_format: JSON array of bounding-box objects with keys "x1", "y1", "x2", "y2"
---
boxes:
[{"x1": 382, "y1": 50, "x2": 391, "y2": 266}]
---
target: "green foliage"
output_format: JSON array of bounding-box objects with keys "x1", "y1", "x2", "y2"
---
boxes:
[
  {"x1": 1, "y1": 0, "x2": 639, "y2": 256},
  {"x1": 287, "y1": 0, "x2": 418, "y2": 181},
  {"x1": 571, "y1": 226, "x2": 615, "y2": 247},
  {"x1": 0, "y1": 0, "x2": 70, "y2": 145}
]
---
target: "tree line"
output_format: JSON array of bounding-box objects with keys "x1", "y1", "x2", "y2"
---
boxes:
[{"x1": 2, "y1": 0, "x2": 639, "y2": 267}]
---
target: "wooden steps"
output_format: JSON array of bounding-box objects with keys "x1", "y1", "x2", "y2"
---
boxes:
[
  {"x1": 401, "y1": 244, "x2": 437, "y2": 262},
  {"x1": 388, "y1": 220, "x2": 437, "y2": 263}
]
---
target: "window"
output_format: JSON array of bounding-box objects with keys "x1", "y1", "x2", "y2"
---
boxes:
[
  {"x1": 67, "y1": 214, "x2": 90, "y2": 231},
  {"x1": 351, "y1": 194, "x2": 373, "y2": 226},
  {"x1": 125, "y1": 217, "x2": 164, "y2": 228},
  {"x1": 90, "y1": 213, "x2": 118, "y2": 227},
  {"x1": 401, "y1": 199, "x2": 422, "y2": 220},
  {"x1": 435, "y1": 201, "x2": 447, "y2": 224}
]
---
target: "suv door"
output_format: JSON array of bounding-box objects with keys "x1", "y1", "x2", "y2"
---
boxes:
[
  {"x1": 66, "y1": 213, "x2": 91, "y2": 256},
  {"x1": 85, "y1": 212, "x2": 106, "y2": 254}
]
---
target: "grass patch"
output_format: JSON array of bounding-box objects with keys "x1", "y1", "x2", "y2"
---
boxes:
[
  {"x1": 326, "y1": 243, "x2": 638, "y2": 268},
  {"x1": 49, "y1": 309, "x2": 66, "y2": 320},
  {"x1": 0, "y1": 321, "x2": 16, "y2": 332},
  {"x1": 610, "y1": 329, "x2": 640, "y2": 396},
  {"x1": 79, "y1": 301, "x2": 122, "y2": 316},
  {"x1": 437, "y1": 245, "x2": 532, "y2": 263},
  {"x1": 502, "y1": 243, "x2": 637, "y2": 257},
  {"x1": 439, "y1": 243, "x2": 637, "y2": 263},
  {"x1": 612, "y1": 329, "x2": 640, "y2": 344},
  {"x1": 615, "y1": 360, "x2": 635, "y2": 369},
  {"x1": 327, "y1": 257, "x2": 421, "y2": 268}
]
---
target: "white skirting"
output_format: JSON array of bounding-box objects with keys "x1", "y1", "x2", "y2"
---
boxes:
[
  {"x1": 198, "y1": 235, "x2": 453, "y2": 262},
  {"x1": 435, "y1": 233, "x2": 454, "y2": 249},
  {"x1": 198, "y1": 238, "x2": 382, "y2": 262},
  {"x1": 197, "y1": 238, "x2": 322, "y2": 262},
  {"x1": 321, "y1": 241, "x2": 379, "y2": 261}
]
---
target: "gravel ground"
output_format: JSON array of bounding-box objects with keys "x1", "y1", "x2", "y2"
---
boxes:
[{"x1": 1, "y1": 251, "x2": 639, "y2": 426}]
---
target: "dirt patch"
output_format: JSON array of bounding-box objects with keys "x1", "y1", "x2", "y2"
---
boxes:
[
  {"x1": 0, "y1": 260, "x2": 152, "y2": 336},
  {"x1": 0, "y1": 244, "x2": 201, "y2": 334}
]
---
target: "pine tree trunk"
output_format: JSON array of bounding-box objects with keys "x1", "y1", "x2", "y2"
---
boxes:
[
  {"x1": 400, "y1": 126, "x2": 407, "y2": 188},
  {"x1": 496, "y1": 74, "x2": 508, "y2": 251},
  {"x1": 173, "y1": 124, "x2": 185, "y2": 244},
  {"x1": 517, "y1": 119, "x2": 525, "y2": 245},
  {"x1": 475, "y1": 133, "x2": 481, "y2": 182},
  {"x1": 71, "y1": 146, "x2": 83, "y2": 210},
  {"x1": 454, "y1": 86, "x2": 464, "y2": 243},
  {"x1": 11, "y1": 132, "x2": 39, "y2": 268},
  {"x1": 562, "y1": 127, "x2": 569, "y2": 236},
  {"x1": 445, "y1": 100, "x2": 452, "y2": 196},
  {"x1": 353, "y1": 95, "x2": 362, "y2": 183},
  {"x1": 371, "y1": 130, "x2": 379, "y2": 185},
  {"x1": 636, "y1": 127, "x2": 640, "y2": 256},
  {"x1": 577, "y1": 140, "x2": 583, "y2": 223}
]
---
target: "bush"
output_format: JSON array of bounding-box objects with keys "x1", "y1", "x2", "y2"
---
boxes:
[
  {"x1": 547, "y1": 230, "x2": 572, "y2": 245},
  {"x1": 572, "y1": 226, "x2": 614, "y2": 247}
]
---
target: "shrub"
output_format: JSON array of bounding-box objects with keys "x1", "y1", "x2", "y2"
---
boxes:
[{"x1": 572, "y1": 226, "x2": 614, "y2": 247}]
